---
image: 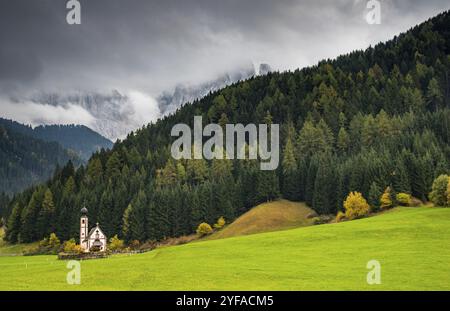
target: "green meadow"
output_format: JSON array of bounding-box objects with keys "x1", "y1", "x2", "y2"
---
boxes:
[{"x1": 1, "y1": 207, "x2": 450, "y2": 290}]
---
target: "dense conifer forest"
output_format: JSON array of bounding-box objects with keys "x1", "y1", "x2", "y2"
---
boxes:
[
  {"x1": 0, "y1": 125, "x2": 78, "y2": 195},
  {"x1": 3, "y1": 11, "x2": 449, "y2": 244}
]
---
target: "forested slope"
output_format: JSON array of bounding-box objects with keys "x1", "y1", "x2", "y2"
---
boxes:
[
  {"x1": 4, "y1": 11, "x2": 450, "y2": 244},
  {"x1": 0, "y1": 125, "x2": 77, "y2": 195}
]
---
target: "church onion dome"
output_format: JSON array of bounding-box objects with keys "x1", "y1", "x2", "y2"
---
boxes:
[{"x1": 81, "y1": 207, "x2": 88, "y2": 215}]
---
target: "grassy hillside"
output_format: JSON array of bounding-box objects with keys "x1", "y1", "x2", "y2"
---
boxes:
[
  {"x1": 208, "y1": 200, "x2": 315, "y2": 240},
  {"x1": 0, "y1": 227, "x2": 38, "y2": 256},
  {"x1": 1, "y1": 207, "x2": 449, "y2": 290}
]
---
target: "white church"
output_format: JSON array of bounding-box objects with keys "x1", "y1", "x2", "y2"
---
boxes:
[{"x1": 80, "y1": 206, "x2": 107, "y2": 252}]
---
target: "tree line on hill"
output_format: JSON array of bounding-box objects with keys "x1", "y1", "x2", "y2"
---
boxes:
[
  {"x1": 0, "y1": 119, "x2": 113, "y2": 195},
  {"x1": 1, "y1": 11, "x2": 449, "y2": 245},
  {"x1": 0, "y1": 119, "x2": 113, "y2": 161}
]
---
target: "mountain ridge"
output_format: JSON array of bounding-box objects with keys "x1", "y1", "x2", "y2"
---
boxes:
[{"x1": 0, "y1": 118, "x2": 113, "y2": 160}]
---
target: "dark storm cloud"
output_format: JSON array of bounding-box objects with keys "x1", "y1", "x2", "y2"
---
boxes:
[
  {"x1": 1, "y1": 0, "x2": 449, "y2": 93},
  {"x1": 0, "y1": 0, "x2": 449, "y2": 130}
]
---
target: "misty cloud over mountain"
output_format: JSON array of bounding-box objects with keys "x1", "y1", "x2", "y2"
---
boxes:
[
  {"x1": 158, "y1": 63, "x2": 270, "y2": 116},
  {"x1": 1, "y1": 63, "x2": 269, "y2": 140}
]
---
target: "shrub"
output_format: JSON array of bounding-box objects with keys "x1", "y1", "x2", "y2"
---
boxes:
[
  {"x1": 213, "y1": 216, "x2": 226, "y2": 230},
  {"x1": 108, "y1": 235, "x2": 125, "y2": 251},
  {"x1": 447, "y1": 178, "x2": 450, "y2": 206},
  {"x1": 312, "y1": 215, "x2": 333, "y2": 225},
  {"x1": 306, "y1": 211, "x2": 318, "y2": 219},
  {"x1": 38, "y1": 237, "x2": 49, "y2": 248},
  {"x1": 311, "y1": 217, "x2": 320, "y2": 225},
  {"x1": 429, "y1": 174, "x2": 449, "y2": 206},
  {"x1": 25, "y1": 233, "x2": 61, "y2": 255},
  {"x1": 48, "y1": 233, "x2": 61, "y2": 250},
  {"x1": 380, "y1": 187, "x2": 393, "y2": 209},
  {"x1": 335, "y1": 211, "x2": 346, "y2": 222},
  {"x1": 196, "y1": 222, "x2": 213, "y2": 236},
  {"x1": 139, "y1": 240, "x2": 158, "y2": 251},
  {"x1": 343, "y1": 192, "x2": 370, "y2": 220},
  {"x1": 410, "y1": 196, "x2": 423, "y2": 207},
  {"x1": 130, "y1": 240, "x2": 140, "y2": 250},
  {"x1": 396, "y1": 193, "x2": 412, "y2": 206},
  {"x1": 62, "y1": 238, "x2": 83, "y2": 254}
]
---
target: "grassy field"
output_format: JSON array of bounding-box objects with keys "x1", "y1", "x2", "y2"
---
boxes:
[
  {"x1": 0, "y1": 206, "x2": 449, "y2": 290},
  {"x1": 208, "y1": 200, "x2": 315, "y2": 240}
]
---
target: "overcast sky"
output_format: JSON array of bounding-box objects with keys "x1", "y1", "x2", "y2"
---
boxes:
[{"x1": 0, "y1": 0, "x2": 449, "y2": 133}]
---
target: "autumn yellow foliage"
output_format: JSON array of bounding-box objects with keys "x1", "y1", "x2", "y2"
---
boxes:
[
  {"x1": 396, "y1": 193, "x2": 412, "y2": 206},
  {"x1": 447, "y1": 179, "x2": 450, "y2": 206},
  {"x1": 335, "y1": 211, "x2": 346, "y2": 222},
  {"x1": 213, "y1": 216, "x2": 226, "y2": 230},
  {"x1": 380, "y1": 187, "x2": 393, "y2": 209},
  {"x1": 343, "y1": 192, "x2": 370, "y2": 220},
  {"x1": 196, "y1": 223, "x2": 213, "y2": 236}
]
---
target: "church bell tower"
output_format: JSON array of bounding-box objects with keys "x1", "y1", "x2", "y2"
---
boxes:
[{"x1": 80, "y1": 206, "x2": 89, "y2": 251}]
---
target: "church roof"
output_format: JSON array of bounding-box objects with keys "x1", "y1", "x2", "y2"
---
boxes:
[{"x1": 88, "y1": 223, "x2": 106, "y2": 238}]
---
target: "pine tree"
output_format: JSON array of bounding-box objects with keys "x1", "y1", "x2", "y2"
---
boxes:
[
  {"x1": 106, "y1": 151, "x2": 122, "y2": 180},
  {"x1": 337, "y1": 127, "x2": 350, "y2": 153},
  {"x1": 86, "y1": 158, "x2": 103, "y2": 185},
  {"x1": 186, "y1": 157, "x2": 209, "y2": 186},
  {"x1": 218, "y1": 113, "x2": 229, "y2": 128},
  {"x1": 316, "y1": 119, "x2": 334, "y2": 150},
  {"x1": 305, "y1": 157, "x2": 318, "y2": 207},
  {"x1": 281, "y1": 136, "x2": 298, "y2": 200},
  {"x1": 122, "y1": 204, "x2": 133, "y2": 242},
  {"x1": 37, "y1": 189, "x2": 55, "y2": 238},
  {"x1": 312, "y1": 155, "x2": 336, "y2": 214},
  {"x1": 392, "y1": 159, "x2": 411, "y2": 194},
  {"x1": 297, "y1": 121, "x2": 327, "y2": 156},
  {"x1": 255, "y1": 170, "x2": 280, "y2": 204},
  {"x1": 21, "y1": 188, "x2": 44, "y2": 242},
  {"x1": 368, "y1": 182, "x2": 382, "y2": 210},
  {"x1": 122, "y1": 190, "x2": 147, "y2": 243},
  {"x1": 426, "y1": 78, "x2": 443, "y2": 110},
  {"x1": 5, "y1": 203, "x2": 22, "y2": 243}
]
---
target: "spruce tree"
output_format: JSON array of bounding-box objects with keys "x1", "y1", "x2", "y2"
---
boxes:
[
  {"x1": 368, "y1": 182, "x2": 382, "y2": 210},
  {"x1": 312, "y1": 155, "x2": 336, "y2": 214},
  {"x1": 281, "y1": 137, "x2": 298, "y2": 200},
  {"x1": 37, "y1": 189, "x2": 55, "y2": 238}
]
